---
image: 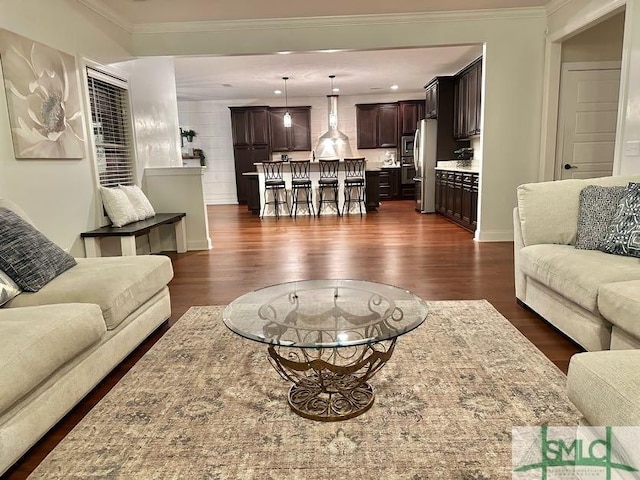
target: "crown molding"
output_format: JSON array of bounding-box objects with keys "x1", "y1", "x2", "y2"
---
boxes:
[
  {"x1": 131, "y1": 7, "x2": 546, "y2": 35},
  {"x1": 545, "y1": 0, "x2": 572, "y2": 16},
  {"x1": 76, "y1": 0, "x2": 134, "y2": 33}
]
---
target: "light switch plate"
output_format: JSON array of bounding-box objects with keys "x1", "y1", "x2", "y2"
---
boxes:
[{"x1": 624, "y1": 141, "x2": 640, "y2": 157}]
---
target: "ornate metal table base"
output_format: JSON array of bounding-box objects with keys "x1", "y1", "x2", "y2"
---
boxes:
[{"x1": 267, "y1": 339, "x2": 396, "y2": 422}]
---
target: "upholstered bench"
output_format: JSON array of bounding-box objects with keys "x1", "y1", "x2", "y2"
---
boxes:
[{"x1": 81, "y1": 212, "x2": 186, "y2": 257}]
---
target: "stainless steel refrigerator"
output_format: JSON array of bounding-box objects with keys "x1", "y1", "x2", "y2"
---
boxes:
[{"x1": 413, "y1": 118, "x2": 438, "y2": 213}]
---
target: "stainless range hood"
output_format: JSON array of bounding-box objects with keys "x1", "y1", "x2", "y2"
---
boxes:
[{"x1": 315, "y1": 95, "x2": 353, "y2": 160}]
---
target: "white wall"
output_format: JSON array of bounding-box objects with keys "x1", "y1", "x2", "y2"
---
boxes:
[
  {"x1": 179, "y1": 92, "x2": 424, "y2": 205},
  {"x1": 114, "y1": 57, "x2": 183, "y2": 184},
  {"x1": 0, "y1": 0, "x2": 132, "y2": 255},
  {"x1": 561, "y1": 11, "x2": 625, "y2": 62}
]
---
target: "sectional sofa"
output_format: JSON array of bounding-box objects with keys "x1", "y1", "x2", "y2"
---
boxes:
[
  {"x1": 513, "y1": 175, "x2": 640, "y2": 426},
  {"x1": 0, "y1": 199, "x2": 174, "y2": 474}
]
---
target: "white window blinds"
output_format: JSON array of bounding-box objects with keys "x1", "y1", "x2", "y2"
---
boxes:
[{"x1": 86, "y1": 67, "x2": 134, "y2": 187}]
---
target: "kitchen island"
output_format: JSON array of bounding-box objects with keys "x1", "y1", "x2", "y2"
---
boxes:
[{"x1": 253, "y1": 161, "x2": 380, "y2": 217}]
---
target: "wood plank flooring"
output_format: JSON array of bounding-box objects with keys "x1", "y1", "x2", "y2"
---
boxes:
[{"x1": 4, "y1": 201, "x2": 582, "y2": 479}]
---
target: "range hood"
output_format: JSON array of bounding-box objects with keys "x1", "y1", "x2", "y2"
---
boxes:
[{"x1": 315, "y1": 95, "x2": 353, "y2": 160}]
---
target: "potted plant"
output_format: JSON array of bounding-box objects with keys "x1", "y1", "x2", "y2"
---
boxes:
[{"x1": 181, "y1": 129, "x2": 197, "y2": 143}]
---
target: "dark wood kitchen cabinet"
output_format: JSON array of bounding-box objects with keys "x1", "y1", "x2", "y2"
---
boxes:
[
  {"x1": 454, "y1": 57, "x2": 482, "y2": 140},
  {"x1": 423, "y1": 77, "x2": 469, "y2": 161},
  {"x1": 398, "y1": 100, "x2": 425, "y2": 135},
  {"x1": 230, "y1": 106, "x2": 270, "y2": 146},
  {"x1": 268, "y1": 106, "x2": 312, "y2": 152},
  {"x1": 379, "y1": 167, "x2": 400, "y2": 199},
  {"x1": 365, "y1": 170, "x2": 381, "y2": 211},
  {"x1": 230, "y1": 106, "x2": 271, "y2": 204},
  {"x1": 356, "y1": 103, "x2": 398, "y2": 149},
  {"x1": 434, "y1": 169, "x2": 478, "y2": 233}
]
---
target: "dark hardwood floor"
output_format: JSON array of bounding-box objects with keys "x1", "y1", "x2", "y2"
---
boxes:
[{"x1": 4, "y1": 200, "x2": 582, "y2": 479}]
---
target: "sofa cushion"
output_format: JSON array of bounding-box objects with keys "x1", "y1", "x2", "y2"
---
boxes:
[
  {"x1": 0, "y1": 269, "x2": 20, "y2": 307},
  {"x1": 0, "y1": 303, "x2": 105, "y2": 414},
  {"x1": 5, "y1": 256, "x2": 173, "y2": 330},
  {"x1": 0, "y1": 208, "x2": 77, "y2": 292},
  {"x1": 567, "y1": 350, "x2": 640, "y2": 426},
  {"x1": 516, "y1": 175, "x2": 640, "y2": 247},
  {"x1": 519, "y1": 244, "x2": 640, "y2": 313},
  {"x1": 598, "y1": 280, "x2": 640, "y2": 339}
]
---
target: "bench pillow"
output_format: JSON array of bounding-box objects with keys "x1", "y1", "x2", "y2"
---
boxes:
[
  {"x1": 100, "y1": 186, "x2": 138, "y2": 227},
  {"x1": 0, "y1": 208, "x2": 77, "y2": 292},
  {"x1": 119, "y1": 184, "x2": 155, "y2": 220}
]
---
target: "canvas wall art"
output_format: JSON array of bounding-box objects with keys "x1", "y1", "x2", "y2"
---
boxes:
[{"x1": 0, "y1": 29, "x2": 85, "y2": 159}]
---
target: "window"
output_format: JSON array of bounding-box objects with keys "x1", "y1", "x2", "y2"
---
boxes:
[{"x1": 86, "y1": 67, "x2": 134, "y2": 187}]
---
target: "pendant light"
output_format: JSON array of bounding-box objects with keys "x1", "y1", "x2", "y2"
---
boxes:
[
  {"x1": 328, "y1": 75, "x2": 337, "y2": 128},
  {"x1": 282, "y1": 76, "x2": 292, "y2": 128}
]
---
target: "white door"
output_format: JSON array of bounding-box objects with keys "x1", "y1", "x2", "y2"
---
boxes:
[{"x1": 555, "y1": 65, "x2": 620, "y2": 180}]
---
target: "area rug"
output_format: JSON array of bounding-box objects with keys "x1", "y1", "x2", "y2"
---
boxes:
[{"x1": 31, "y1": 301, "x2": 581, "y2": 479}]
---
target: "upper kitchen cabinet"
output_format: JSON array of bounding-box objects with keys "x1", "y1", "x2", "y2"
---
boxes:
[
  {"x1": 454, "y1": 57, "x2": 482, "y2": 140},
  {"x1": 423, "y1": 76, "x2": 469, "y2": 161},
  {"x1": 356, "y1": 103, "x2": 398, "y2": 149},
  {"x1": 230, "y1": 106, "x2": 270, "y2": 146},
  {"x1": 269, "y1": 106, "x2": 312, "y2": 152},
  {"x1": 398, "y1": 100, "x2": 425, "y2": 135}
]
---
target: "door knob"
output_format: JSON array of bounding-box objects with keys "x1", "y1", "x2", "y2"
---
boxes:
[{"x1": 564, "y1": 164, "x2": 578, "y2": 170}]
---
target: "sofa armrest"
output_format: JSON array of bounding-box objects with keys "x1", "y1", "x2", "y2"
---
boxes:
[{"x1": 513, "y1": 207, "x2": 526, "y2": 301}]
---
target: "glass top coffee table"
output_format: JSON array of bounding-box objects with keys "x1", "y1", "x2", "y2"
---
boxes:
[{"x1": 223, "y1": 279, "x2": 428, "y2": 421}]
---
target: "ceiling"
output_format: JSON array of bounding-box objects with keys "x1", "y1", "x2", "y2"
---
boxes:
[
  {"x1": 91, "y1": 0, "x2": 552, "y2": 23},
  {"x1": 89, "y1": 0, "x2": 548, "y2": 102},
  {"x1": 173, "y1": 46, "x2": 484, "y2": 101}
]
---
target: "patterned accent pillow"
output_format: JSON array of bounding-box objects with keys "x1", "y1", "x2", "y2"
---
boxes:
[
  {"x1": 119, "y1": 184, "x2": 155, "y2": 220},
  {"x1": 599, "y1": 183, "x2": 640, "y2": 258},
  {"x1": 575, "y1": 185, "x2": 626, "y2": 250},
  {"x1": 100, "y1": 187, "x2": 138, "y2": 227},
  {"x1": 0, "y1": 208, "x2": 77, "y2": 292},
  {"x1": 0, "y1": 269, "x2": 21, "y2": 306}
]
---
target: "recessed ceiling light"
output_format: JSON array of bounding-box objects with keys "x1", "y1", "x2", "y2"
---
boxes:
[
  {"x1": 317, "y1": 49, "x2": 341, "y2": 54},
  {"x1": 277, "y1": 51, "x2": 292, "y2": 55},
  {"x1": 390, "y1": 85, "x2": 399, "y2": 90},
  {"x1": 332, "y1": 87, "x2": 340, "y2": 92},
  {"x1": 274, "y1": 89, "x2": 282, "y2": 95}
]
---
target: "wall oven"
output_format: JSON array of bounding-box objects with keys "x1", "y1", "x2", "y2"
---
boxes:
[{"x1": 401, "y1": 162, "x2": 415, "y2": 185}]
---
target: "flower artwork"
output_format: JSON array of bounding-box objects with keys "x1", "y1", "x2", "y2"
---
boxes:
[{"x1": 0, "y1": 29, "x2": 85, "y2": 159}]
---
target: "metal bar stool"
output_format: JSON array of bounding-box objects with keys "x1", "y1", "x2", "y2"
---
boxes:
[
  {"x1": 261, "y1": 160, "x2": 290, "y2": 218},
  {"x1": 317, "y1": 158, "x2": 341, "y2": 216},
  {"x1": 289, "y1": 159, "x2": 315, "y2": 217},
  {"x1": 342, "y1": 157, "x2": 366, "y2": 216}
]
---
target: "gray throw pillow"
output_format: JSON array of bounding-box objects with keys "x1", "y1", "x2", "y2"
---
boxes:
[
  {"x1": 599, "y1": 183, "x2": 640, "y2": 258},
  {"x1": 575, "y1": 185, "x2": 626, "y2": 250},
  {"x1": 0, "y1": 208, "x2": 77, "y2": 292}
]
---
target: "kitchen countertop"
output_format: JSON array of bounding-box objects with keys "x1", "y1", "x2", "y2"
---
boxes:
[{"x1": 434, "y1": 166, "x2": 480, "y2": 173}]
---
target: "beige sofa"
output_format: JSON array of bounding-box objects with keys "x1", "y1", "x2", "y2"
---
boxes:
[
  {"x1": 514, "y1": 174, "x2": 640, "y2": 351},
  {"x1": 0, "y1": 200, "x2": 174, "y2": 475},
  {"x1": 514, "y1": 176, "x2": 640, "y2": 426}
]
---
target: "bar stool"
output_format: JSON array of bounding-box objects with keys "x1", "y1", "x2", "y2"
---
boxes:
[
  {"x1": 289, "y1": 159, "x2": 315, "y2": 217},
  {"x1": 261, "y1": 160, "x2": 290, "y2": 218},
  {"x1": 342, "y1": 157, "x2": 366, "y2": 216},
  {"x1": 317, "y1": 158, "x2": 341, "y2": 216}
]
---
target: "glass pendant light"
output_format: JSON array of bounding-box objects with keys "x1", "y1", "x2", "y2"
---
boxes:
[
  {"x1": 328, "y1": 75, "x2": 337, "y2": 128},
  {"x1": 283, "y1": 77, "x2": 292, "y2": 128}
]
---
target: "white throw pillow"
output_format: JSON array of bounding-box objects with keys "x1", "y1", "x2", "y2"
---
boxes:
[
  {"x1": 119, "y1": 184, "x2": 156, "y2": 220},
  {"x1": 0, "y1": 269, "x2": 21, "y2": 306},
  {"x1": 100, "y1": 187, "x2": 138, "y2": 227}
]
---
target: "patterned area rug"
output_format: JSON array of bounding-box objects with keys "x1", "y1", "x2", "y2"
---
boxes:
[{"x1": 31, "y1": 301, "x2": 580, "y2": 479}]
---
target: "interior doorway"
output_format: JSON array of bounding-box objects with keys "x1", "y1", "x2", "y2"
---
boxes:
[{"x1": 555, "y1": 63, "x2": 621, "y2": 180}]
